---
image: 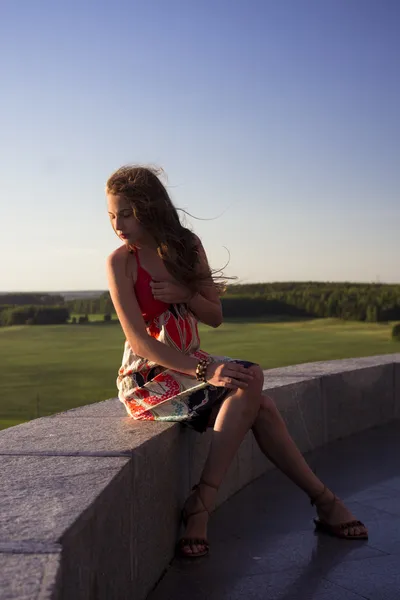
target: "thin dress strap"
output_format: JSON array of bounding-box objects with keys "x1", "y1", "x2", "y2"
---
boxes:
[
  {"x1": 129, "y1": 245, "x2": 139, "y2": 260},
  {"x1": 130, "y1": 246, "x2": 142, "y2": 274}
]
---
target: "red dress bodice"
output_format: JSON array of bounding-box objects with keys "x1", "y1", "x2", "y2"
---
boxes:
[{"x1": 132, "y1": 248, "x2": 170, "y2": 322}]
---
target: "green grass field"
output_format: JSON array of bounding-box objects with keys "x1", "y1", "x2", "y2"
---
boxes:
[{"x1": 0, "y1": 317, "x2": 399, "y2": 430}]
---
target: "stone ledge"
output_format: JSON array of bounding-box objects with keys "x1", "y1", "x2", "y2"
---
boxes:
[
  {"x1": 0, "y1": 353, "x2": 399, "y2": 600},
  {"x1": 0, "y1": 553, "x2": 60, "y2": 600}
]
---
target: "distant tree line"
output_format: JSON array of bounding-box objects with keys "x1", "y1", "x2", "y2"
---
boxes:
[
  {"x1": 222, "y1": 282, "x2": 400, "y2": 322},
  {"x1": 0, "y1": 293, "x2": 64, "y2": 305},
  {"x1": 2, "y1": 283, "x2": 400, "y2": 325},
  {"x1": 0, "y1": 306, "x2": 69, "y2": 326},
  {"x1": 66, "y1": 283, "x2": 400, "y2": 323},
  {"x1": 66, "y1": 292, "x2": 114, "y2": 316}
]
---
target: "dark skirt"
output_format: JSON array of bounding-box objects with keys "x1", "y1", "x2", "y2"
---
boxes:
[{"x1": 183, "y1": 360, "x2": 257, "y2": 433}]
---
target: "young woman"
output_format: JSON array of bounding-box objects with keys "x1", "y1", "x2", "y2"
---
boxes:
[{"x1": 106, "y1": 165, "x2": 368, "y2": 559}]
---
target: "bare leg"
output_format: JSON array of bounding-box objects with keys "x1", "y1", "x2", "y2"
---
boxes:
[
  {"x1": 180, "y1": 368, "x2": 264, "y2": 555},
  {"x1": 252, "y1": 392, "x2": 324, "y2": 498},
  {"x1": 182, "y1": 365, "x2": 367, "y2": 556},
  {"x1": 252, "y1": 384, "x2": 367, "y2": 537}
]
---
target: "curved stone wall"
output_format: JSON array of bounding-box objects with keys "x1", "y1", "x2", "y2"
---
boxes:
[{"x1": 0, "y1": 354, "x2": 399, "y2": 600}]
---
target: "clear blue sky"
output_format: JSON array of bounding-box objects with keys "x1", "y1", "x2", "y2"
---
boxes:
[{"x1": 1, "y1": 0, "x2": 399, "y2": 291}]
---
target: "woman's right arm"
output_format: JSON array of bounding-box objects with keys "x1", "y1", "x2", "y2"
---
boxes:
[
  {"x1": 106, "y1": 249, "x2": 255, "y2": 389},
  {"x1": 106, "y1": 249, "x2": 200, "y2": 376}
]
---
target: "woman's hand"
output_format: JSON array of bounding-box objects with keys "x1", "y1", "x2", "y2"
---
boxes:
[
  {"x1": 150, "y1": 280, "x2": 192, "y2": 304},
  {"x1": 205, "y1": 361, "x2": 255, "y2": 390}
]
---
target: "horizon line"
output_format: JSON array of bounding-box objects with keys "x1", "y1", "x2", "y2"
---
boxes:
[{"x1": 2, "y1": 279, "x2": 400, "y2": 294}]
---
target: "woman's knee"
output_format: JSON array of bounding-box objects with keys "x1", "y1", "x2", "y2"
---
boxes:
[
  {"x1": 247, "y1": 364, "x2": 264, "y2": 394},
  {"x1": 232, "y1": 365, "x2": 264, "y2": 416},
  {"x1": 259, "y1": 393, "x2": 281, "y2": 422}
]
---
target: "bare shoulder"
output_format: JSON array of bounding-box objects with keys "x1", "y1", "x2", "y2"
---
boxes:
[
  {"x1": 106, "y1": 245, "x2": 137, "y2": 285},
  {"x1": 191, "y1": 232, "x2": 202, "y2": 247},
  {"x1": 190, "y1": 232, "x2": 207, "y2": 256},
  {"x1": 106, "y1": 245, "x2": 127, "y2": 270},
  {"x1": 105, "y1": 247, "x2": 147, "y2": 348},
  {"x1": 107, "y1": 246, "x2": 126, "y2": 265},
  {"x1": 190, "y1": 232, "x2": 210, "y2": 267}
]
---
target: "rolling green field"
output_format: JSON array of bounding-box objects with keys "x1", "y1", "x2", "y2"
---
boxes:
[{"x1": 0, "y1": 317, "x2": 399, "y2": 430}]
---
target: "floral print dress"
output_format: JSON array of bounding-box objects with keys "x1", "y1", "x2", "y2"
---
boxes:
[{"x1": 116, "y1": 248, "x2": 255, "y2": 432}]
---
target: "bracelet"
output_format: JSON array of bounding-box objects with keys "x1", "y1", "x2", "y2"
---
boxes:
[{"x1": 195, "y1": 357, "x2": 212, "y2": 382}]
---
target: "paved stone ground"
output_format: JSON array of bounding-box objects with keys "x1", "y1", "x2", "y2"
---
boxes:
[{"x1": 148, "y1": 421, "x2": 400, "y2": 600}]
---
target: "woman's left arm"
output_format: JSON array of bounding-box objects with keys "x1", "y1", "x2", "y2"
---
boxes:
[
  {"x1": 150, "y1": 237, "x2": 223, "y2": 328},
  {"x1": 186, "y1": 237, "x2": 223, "y2": 328},
  {"x1": 187, "y1": 287, "x2": 222, "y2": 328}
]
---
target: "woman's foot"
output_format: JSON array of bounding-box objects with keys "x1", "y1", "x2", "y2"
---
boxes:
[
  {"x1": 311, "y1": 486, "x2": 368, "y2": 539},
  {"x1": 177, "y1": 480, "x2": 218, "y2": 558}
]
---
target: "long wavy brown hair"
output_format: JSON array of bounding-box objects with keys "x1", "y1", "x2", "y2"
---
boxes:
[{"x1": 106, "y1": 165, "x2": 231, "y2": 295}]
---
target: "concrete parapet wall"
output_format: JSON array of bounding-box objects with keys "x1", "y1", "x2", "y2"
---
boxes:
[{"x1": 1, "y1": 354, "x2": 399, "y2": 599}]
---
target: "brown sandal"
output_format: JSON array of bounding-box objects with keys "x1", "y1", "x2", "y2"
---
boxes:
[
  {"x1": 176, "y1": 479, "x2": 218, "y2": 559},
  {"x1": 310, "y1": 485, "x2": 368, "y2": 540}
]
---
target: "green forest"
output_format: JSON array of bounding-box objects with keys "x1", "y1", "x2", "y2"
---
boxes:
[{"x1": 1, "y1": 282, "x2": 400, "y2": 326}]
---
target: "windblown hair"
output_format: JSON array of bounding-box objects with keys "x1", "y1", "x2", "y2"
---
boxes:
[{"x1": 106, "y1": 165, "x2": 229, "y2": 295}]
